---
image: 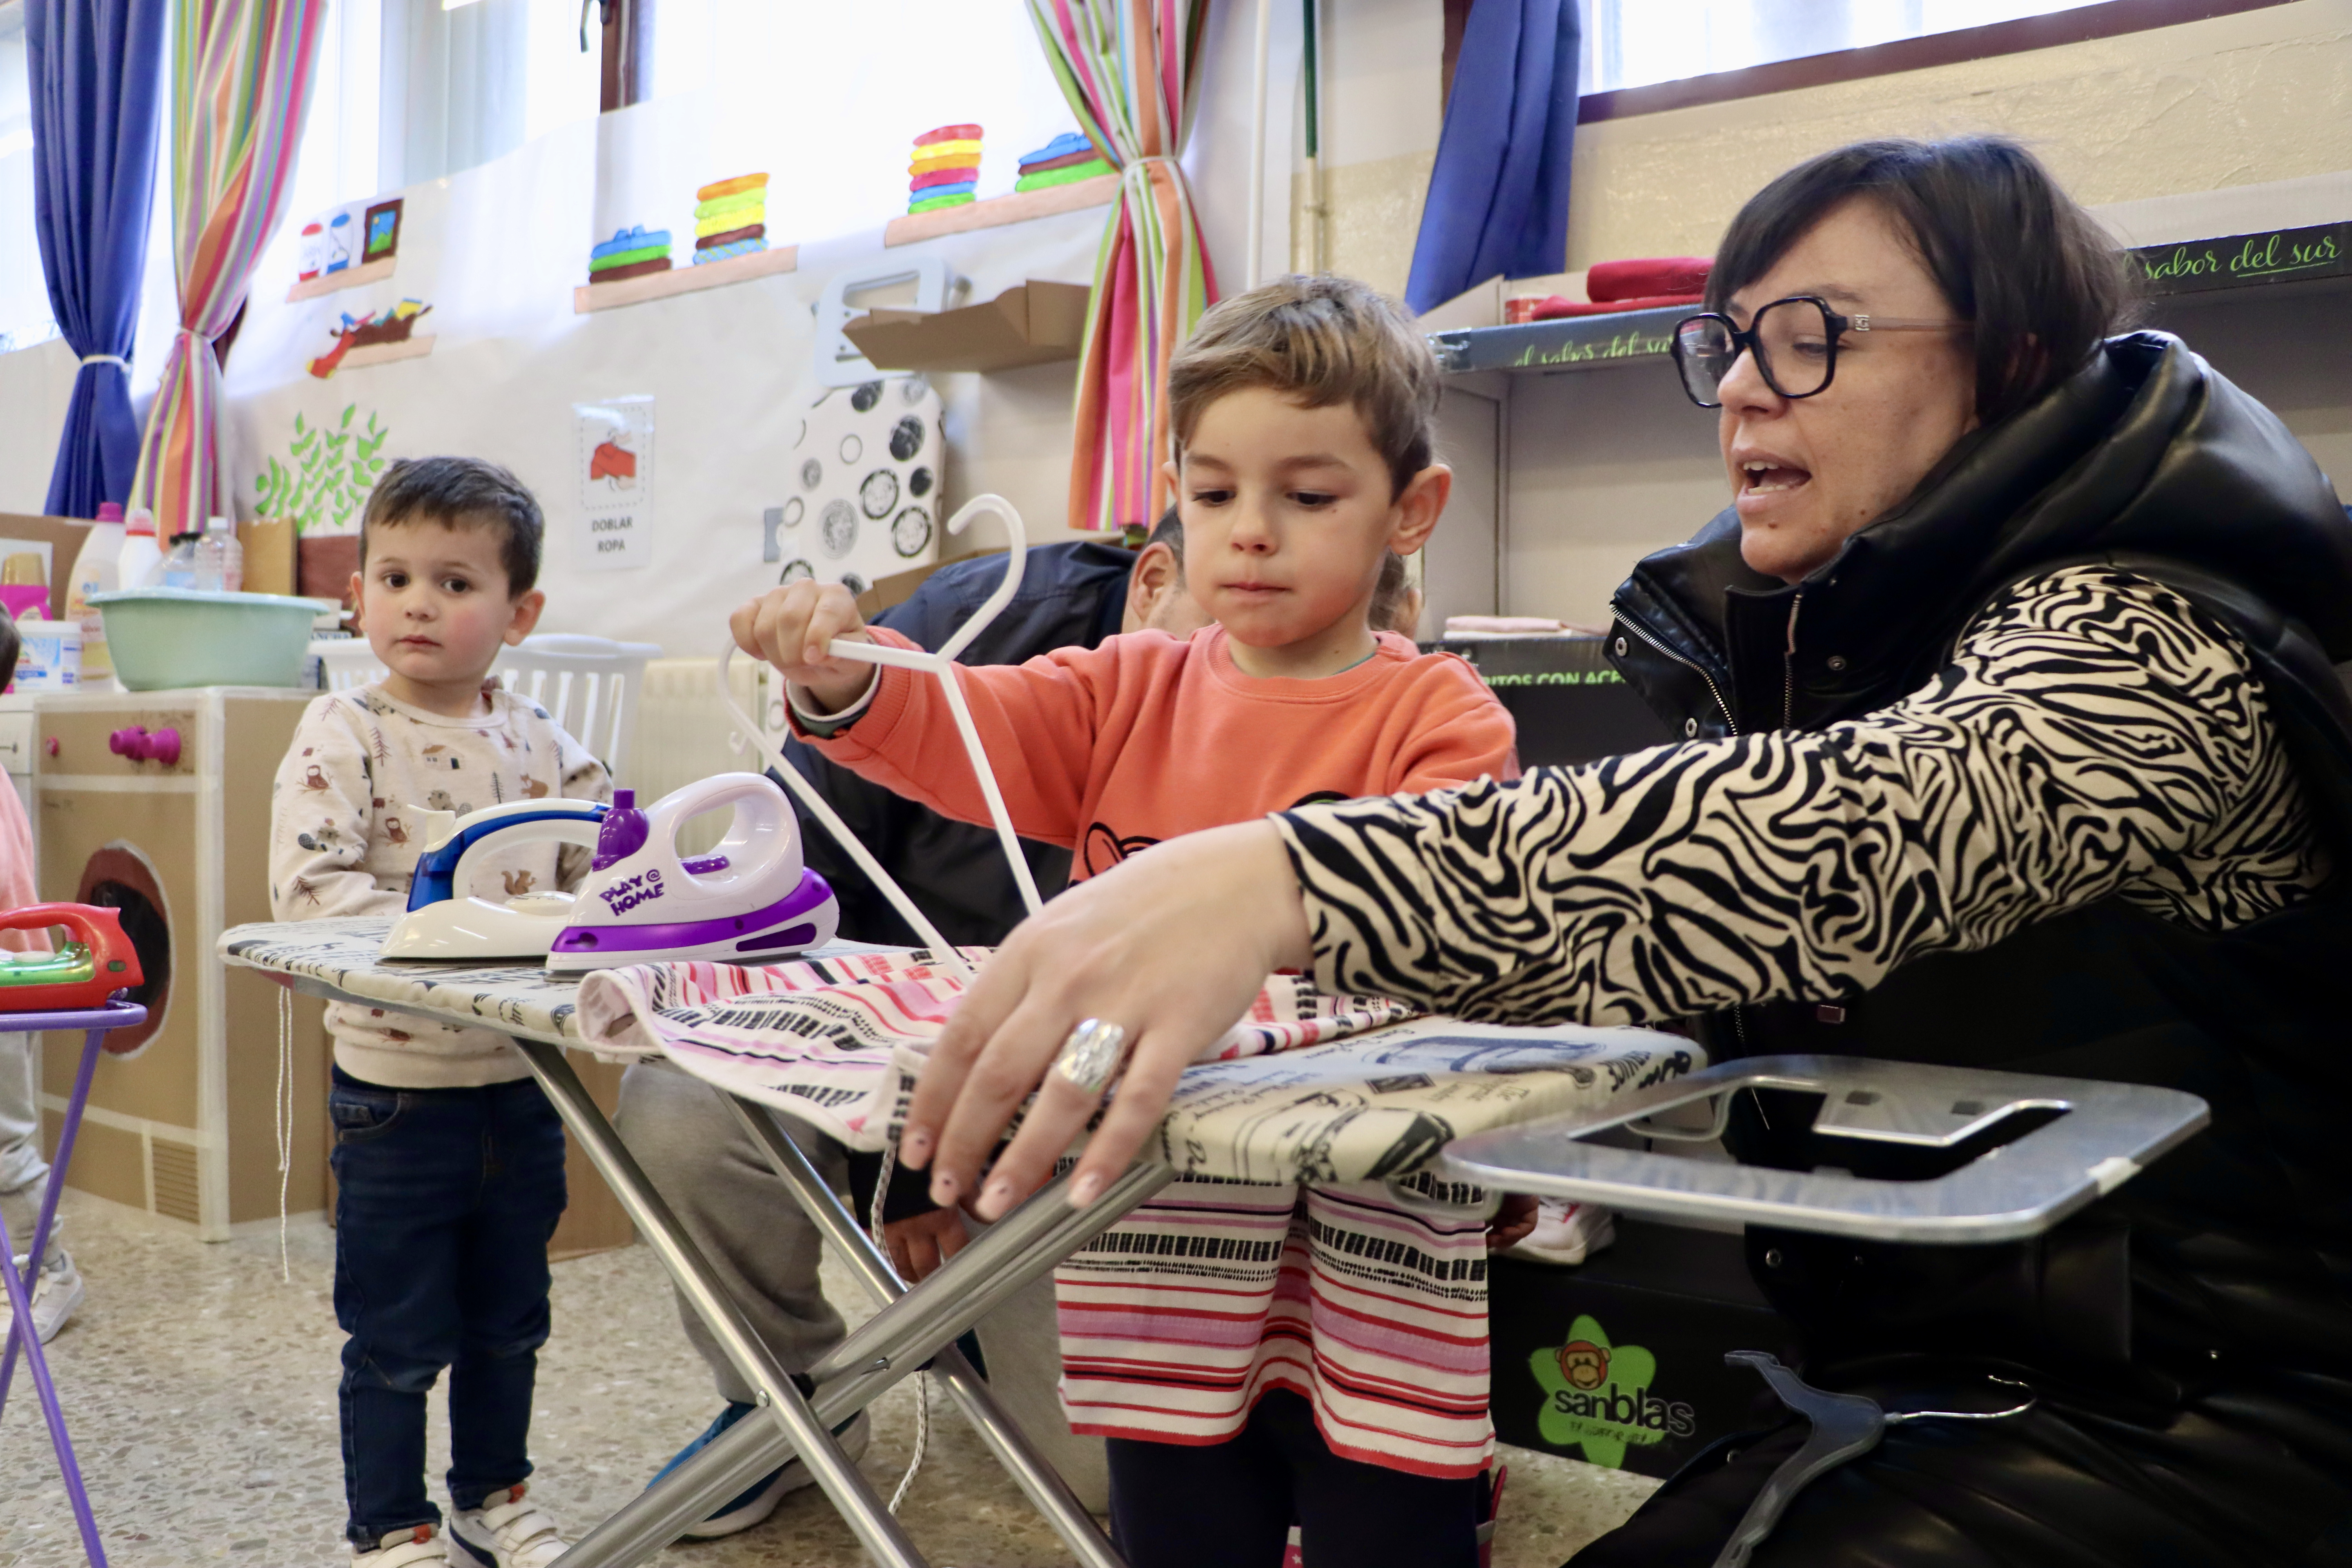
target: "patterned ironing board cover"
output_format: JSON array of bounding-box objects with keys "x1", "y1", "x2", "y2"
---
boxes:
[{"x1": 220, "y1": 916, "x2": 1703, "y2": 1186}]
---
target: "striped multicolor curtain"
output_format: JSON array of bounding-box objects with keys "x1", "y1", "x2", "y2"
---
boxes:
[
  {"x1": 1026, "y1": 0, "x2": 1218, "y2": 533},
  {"x1": 131, "y1": 0, "x2": 325, "y2": 535}
]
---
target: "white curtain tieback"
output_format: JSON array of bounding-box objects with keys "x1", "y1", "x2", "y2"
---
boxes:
[{"x1": 78, "y1": 354, "x2": 129, "y2": 370}]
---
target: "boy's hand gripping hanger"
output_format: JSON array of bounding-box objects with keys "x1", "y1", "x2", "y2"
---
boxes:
[{"x1": 717, "y1": 494, "x2": 1045, "y2": 985}]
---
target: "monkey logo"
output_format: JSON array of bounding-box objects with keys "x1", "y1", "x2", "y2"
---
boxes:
[
  {"x1": 1557, "y1": 1340, "x2": 1609, "y2": 1392},
  {"x1": 1531, "y1": 1315, "x2": 1693, "y2": 1466}
]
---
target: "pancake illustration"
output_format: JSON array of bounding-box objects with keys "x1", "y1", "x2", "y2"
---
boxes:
[
  {"x1": 907, "y1": 123, "x2": 981, "y2": 214},
  {"x1": 589, "y1": 224, "x2": 672, "y2": 285},
  {"x1": 1015, "y1": 130, "x2": 1112, "y2": 193},
  {"x1": 693, "y1": 173, "x2": 770, "y2": 266}
]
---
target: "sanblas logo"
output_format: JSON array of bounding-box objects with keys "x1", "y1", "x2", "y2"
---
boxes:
[{"x1": 1529, "y1": 1313, "x2": 1695, "y2": 1467}]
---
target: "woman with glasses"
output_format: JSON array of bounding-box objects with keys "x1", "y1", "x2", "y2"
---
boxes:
[{"x1": 898, "y1": 136, "x2": 2352, "y2": 1565}]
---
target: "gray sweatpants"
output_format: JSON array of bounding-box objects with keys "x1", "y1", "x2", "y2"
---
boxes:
[{"x1": 613, "y1": 1057, "x2": 1107, "y2": 1510}]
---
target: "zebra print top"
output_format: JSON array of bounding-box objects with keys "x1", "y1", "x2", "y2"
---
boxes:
[{"x1": 1273, "y1": 566, "x2": 2333, "y2": 1025}]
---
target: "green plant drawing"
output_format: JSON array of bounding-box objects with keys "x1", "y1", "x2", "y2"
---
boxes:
[{"x1": 253, "y1": 403, "x2": 391, "y2": 534}]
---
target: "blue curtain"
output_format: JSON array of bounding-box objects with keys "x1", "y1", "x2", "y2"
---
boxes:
[
  {"x1": 1404, "y1": 0, "x2": 1581, "y2": 316},
  {"x1": 29, "y1": 0, "x2": 168, "y2": 519}
]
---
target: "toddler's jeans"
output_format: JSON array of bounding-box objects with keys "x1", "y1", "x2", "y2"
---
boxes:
[{"x1": 330, "y1": 1065, "x2": 567, "y2": 1548}]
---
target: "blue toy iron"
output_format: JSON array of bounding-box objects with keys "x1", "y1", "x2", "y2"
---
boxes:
[{"x1": 379, "y1": 799, "x2": 610, "y2": 960}]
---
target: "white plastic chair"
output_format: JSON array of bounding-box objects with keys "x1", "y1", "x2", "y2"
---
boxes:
[{"x1": 308, "y1": 633, "x2": 662, "y2": 784}]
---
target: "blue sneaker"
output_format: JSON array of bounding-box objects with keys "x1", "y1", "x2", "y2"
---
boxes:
[{"x1": 649, "y1": 1403, "x2": 873, "y2": 1539}]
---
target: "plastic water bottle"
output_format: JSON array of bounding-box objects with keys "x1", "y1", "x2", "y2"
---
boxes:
[
  {"x1": 194, "y1": 515, "x2": 243, "y2": 592},
  {"x1": 158, "y1": 532, "x2": 201, "y2": 589}
]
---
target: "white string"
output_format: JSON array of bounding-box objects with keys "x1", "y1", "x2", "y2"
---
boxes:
[
  {"x1": 275, "y1": 984, "x2": 293, "y2": 1283},
  {"x1": 870, "y1": 1135, "x2": 929, "y2": 1516},
  {"x1": 78, "y1": 353, "x2": 129, "y2": 370}
]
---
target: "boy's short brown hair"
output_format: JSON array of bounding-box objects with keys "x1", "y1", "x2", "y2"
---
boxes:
[
  {"x1": 1169, "y1": 275, "x2": 1440, "y2": 498},
  {"x1": 359, "y1": 457, "x2": 545, "y2": 596}
]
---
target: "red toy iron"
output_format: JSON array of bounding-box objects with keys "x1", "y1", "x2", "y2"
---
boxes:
[{"x1": 0, "y1": 904, "x2": 143, "y2": 1014}]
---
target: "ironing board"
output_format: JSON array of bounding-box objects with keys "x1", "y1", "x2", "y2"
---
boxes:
[
  {"x1": 218, "y1": 916, "x2": 1700, "y2": 1568},
  {"x1": 0, "y1": 1000, "x2": 149, "y2": 1568}
]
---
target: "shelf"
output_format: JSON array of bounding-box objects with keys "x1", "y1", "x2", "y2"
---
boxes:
[
  {"x1": 2128, "y1": 220, "x2": 2351, "y2": 298},
  {"x1": 334, "y1": 335, "x2": 434, "y2": 374},
  {"x1": 287, "y1": 257, "x2": 396, "y2": 303},
  {"x1": 573, "y1": 244, "x2": 801, "y2": 314},
  {"x1": 883, "y1": 174, "x2": 1120, "y2": 248},
  {"x1": 843, "y1": 280, "x2": 1090, "y2": 372},
  {"x1": 1431, "y1": 305, "x2": 1683, "y2": 376}
]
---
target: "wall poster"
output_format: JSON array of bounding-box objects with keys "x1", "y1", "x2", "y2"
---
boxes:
[{"x1": 574, "y1": 396, "x2": 655, "y2": 571}]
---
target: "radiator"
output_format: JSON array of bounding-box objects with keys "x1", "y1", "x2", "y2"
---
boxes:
[{"x1": 630, "y1": 656, "x2": 793, "y2": 853}]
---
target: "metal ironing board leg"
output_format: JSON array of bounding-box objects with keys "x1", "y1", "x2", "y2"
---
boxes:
[
  {"x1": 0, "y1": 1023, "x2": 113, "y2": 1568},
  {"x1": 559, "y1": 1155, "x2": 1172, "y2": 1568},
  {"x1": 507, "y1": 1037, "x2": 926, "y2": 1568},
  {"x1": 722, "y1": 1094, "x2": 1129, "y2": 1568}
]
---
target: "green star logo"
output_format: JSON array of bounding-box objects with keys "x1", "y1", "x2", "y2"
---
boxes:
[{"x1": 1529, "y1": 1313, "x2": 1670, "y2": 1468}]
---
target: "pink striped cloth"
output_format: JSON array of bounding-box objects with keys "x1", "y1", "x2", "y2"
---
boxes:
[
  {"x1": 1057, "y1": 1171, "x2": 1501, "y2": 1476},
  {"x1": 572, "y1": 948, "x2": 1416, "y2": 1151}
]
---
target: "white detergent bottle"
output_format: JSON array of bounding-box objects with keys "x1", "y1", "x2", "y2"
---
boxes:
[
  {"x1": 66, "y1": 502, "x2": 123, "y2": 690},
  {"x1": 119, "y1": 506, "x2": 162, "y2": 590}
]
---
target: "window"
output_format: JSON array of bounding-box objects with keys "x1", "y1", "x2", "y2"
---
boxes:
[
  {"x1": 0, "y1": 0, "x2": 54, "y2": 354},
  {"x1": 1583, "y1": 0, "x2": 2120, "y2": 95}
]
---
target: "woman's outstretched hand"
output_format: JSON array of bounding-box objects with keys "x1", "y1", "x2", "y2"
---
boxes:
[{"x1": 900, "y1": 820, "x2": 1315, "y2": 1219}]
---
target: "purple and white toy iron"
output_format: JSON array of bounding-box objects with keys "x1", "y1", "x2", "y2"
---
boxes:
[{"x1": 545, "y1": 773, "x2": 840, "y2": 971}]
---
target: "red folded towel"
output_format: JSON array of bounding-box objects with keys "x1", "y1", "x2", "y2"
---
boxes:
[
  {"x1": 1527, "y1": 292, "x2": 1703, "y2": 320},
  {"x1": 1586, "y1": 257, "x2": 1711, "y2": 302}
]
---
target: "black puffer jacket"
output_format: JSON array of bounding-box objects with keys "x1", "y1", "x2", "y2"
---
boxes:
[{"x1": 1576, "y1": 333, "x2": 2352, "y2": 1565}]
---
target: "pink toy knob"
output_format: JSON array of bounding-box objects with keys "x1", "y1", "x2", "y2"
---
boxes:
[{"x1": 108, "y1": 726, "x2": 181, "y2": 766}]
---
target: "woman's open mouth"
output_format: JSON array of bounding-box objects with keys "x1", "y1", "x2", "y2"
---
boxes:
[{"x1": 1741, "y1": 459, "x2": 1812, "y2": 495}]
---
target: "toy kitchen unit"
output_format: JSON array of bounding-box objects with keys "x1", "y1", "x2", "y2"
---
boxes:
[{"x1": 33, "y1": 687, "x2": 329, "y2": 1239}]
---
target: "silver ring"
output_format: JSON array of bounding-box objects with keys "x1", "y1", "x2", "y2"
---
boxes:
[{"x1": 1053, "y1": 1018, "x2": 1130, "y2": 1095}]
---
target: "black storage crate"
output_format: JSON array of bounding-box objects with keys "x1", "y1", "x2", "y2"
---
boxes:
[
  {"x1": 1429, "y1": 636, "x2": 1674, "y2": 768},
  {"x1": 1489, "y1": 1220, "x2": 1798, "y2": 1479}
]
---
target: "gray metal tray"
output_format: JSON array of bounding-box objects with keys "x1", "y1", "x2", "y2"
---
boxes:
[{"x1": 1441, "y1": 1054, "x2": 2209, "y2": 1244}]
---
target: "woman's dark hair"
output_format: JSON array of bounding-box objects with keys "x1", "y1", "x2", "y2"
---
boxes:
[{"x1": 1705, "y1": 136, "x2": 2136, "y2": 425}]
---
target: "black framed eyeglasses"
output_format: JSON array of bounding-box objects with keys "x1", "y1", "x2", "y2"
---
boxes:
[{"x1": 1670, "y1": 296, "x2": 1969, "y2": 408}]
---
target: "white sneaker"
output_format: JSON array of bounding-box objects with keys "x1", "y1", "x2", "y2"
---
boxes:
[
  {"x1": 1507, "y1": 1201, "x2": 1616, "y2": 1266},
  {"x1": 352, "y1": 1524, "x2": 449, "y2": 1566},
  {"x1": 0, "y1": 1250, "x2": 85, "y2": 1344},
  {"x1": 447, "y1": 1483, "x2": 568, "y2": 1568}
]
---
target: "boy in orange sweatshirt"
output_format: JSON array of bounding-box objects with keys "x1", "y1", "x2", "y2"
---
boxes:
[{"x1": 732, "y1": 275, "x2": 1521, "y2": 1568}]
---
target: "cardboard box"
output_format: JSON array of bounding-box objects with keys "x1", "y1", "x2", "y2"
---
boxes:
[
  {"x1": 0, "y1": 514, "x2": 97, "y2": 621},
  {"x1": 843, "y1": 280, "x2": 1092, "y2": 373},
  {"x1": 240, "y1": 518, "x2": 299, "y2": 597},
  {"x1": 1432, "y1": 635, "x2": 1676, "y2": 768},
  {"x1": 1489, "y1": 1220, "x2": 1799, "y2": 1479}
]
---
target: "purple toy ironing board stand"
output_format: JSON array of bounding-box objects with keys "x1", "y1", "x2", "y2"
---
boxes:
[{"x1": 0, "y1": 1000, "x2": 147, "y2": 1568}]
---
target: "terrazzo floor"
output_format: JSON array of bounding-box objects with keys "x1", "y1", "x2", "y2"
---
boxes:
[{"x1": 0, "y1": 1193, "x2": 1659, "y2": 1567}]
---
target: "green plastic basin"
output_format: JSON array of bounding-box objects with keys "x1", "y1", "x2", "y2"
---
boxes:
[{"x1": 88, "y1": 587, "x2": 341, "y2": 691}]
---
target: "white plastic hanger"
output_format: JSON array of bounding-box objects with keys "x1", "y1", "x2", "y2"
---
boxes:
[{"x1": 719, "y1": 494, "x2": 1044, "y2": 983}]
